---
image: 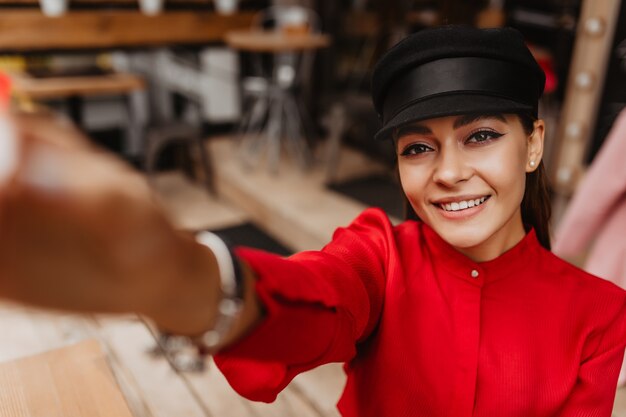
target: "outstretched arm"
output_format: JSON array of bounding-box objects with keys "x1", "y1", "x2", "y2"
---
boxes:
[
  {"x1": 0, "y1": 111, "x2": 392, "y2": 402},
  {"x1": 0, "y1": 110, "x2": 263, "y2": 342}
]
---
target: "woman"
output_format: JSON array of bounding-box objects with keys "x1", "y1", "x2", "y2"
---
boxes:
[{"x1": 0, "y1": 26, "x2": 624, "y2": 416}]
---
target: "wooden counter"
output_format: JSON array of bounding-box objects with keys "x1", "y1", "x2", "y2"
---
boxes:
[{"x1": 0, "y1": 10, "x2": 255, "y2": 51}]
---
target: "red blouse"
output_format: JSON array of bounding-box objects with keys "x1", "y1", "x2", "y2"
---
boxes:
[{"x1": 214, "y1": 208, "x2": 626, "y2": 417}]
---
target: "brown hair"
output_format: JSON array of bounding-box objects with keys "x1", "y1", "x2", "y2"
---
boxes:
[{"x1": 401, "y1": 112, "x2": 552, "y2": 250}]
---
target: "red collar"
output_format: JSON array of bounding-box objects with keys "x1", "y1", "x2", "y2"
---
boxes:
[{"x1": 418, "y1": 222, "x2": 541, "y2": 286}]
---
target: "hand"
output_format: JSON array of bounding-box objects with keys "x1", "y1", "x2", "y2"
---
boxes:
[{"x1": 0, "y1": 110, "x2": 221, "y2": 334}]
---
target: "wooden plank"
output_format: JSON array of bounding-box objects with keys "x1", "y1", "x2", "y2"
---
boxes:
[
  {"x1": 209, "y1": 137, "x2": 394, "y2": 252},
  {"x1": 107, "y1": 317, "x2": 334, "y2": 417},
  {"x1": 143, "y1": 317, "x2": 336, "y2": 417},
  {"x1": 93, "y1": 316, "x2": 210, "y2": 417},
  {"x1": 0, "y1": 339, "x2": 134, "y2": 417},
  {"x1": 140, "y1": 319, "x2": 328, "y2": 417},
  {"x1": 244, "y1": 386, "x2": 325, "y2": 417},
  {"x1": 95, "y1": 316, "x2": 331, "y2": 417},
  {"x1": 32, "y1": 313, "x2": 154, "y2": 417},
  {"x1": 181, "y1": 358, "x2": 262, "y2": 417},
  {"x1": 291, "y1": 365, "x2": 344, "y2": 417},
  {"x1": 0, "y1": 305, "x2": 154, "y2": 417},
  {"x1": 550, "y1": 0, "x2": 622, "y2": 195},
  {"x1": 615, "y1": 386, "x2": 626, "y2": 417},
  {"x1": 9, "y1": 72, "x2": 145, "y2": 99},
  {"x1": 1, "y1": 305, "x2": 206, "y2": 417},
  {"x1": 0, "y1": 304, "x2": 51, "y2": 362},
  {"x1": 151, "y1": 171, "x2": 248, "y2": 232},
  {"x1": 0, "y1": 10, "x2": 255, "y2": 51},
  {"x1": 225, "y1": 30, "x2": 331, "y2": 53},
  {"x1": 183, "y1": 358, "x2": 328, "y2": 417}
]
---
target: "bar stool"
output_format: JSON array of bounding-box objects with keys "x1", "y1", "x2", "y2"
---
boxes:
[{"x1": 225, "y1": 6, "x2": 331, "y2": 173}]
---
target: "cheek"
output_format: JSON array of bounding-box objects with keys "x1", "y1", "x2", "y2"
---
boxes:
[
  {"x1": 398, "y1": 163, "x2": 430, "y2": 212},
  {"x1": 475, "y1": 142, "x2": 527, "y2": 200}
]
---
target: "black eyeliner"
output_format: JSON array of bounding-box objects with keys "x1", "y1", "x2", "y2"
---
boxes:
[
  {"x1": 465, "y1": 129, "x2": 505, "y2": 144},
  {"x1": 400, "y1": 143, "x2": 433, "y2": 156}
]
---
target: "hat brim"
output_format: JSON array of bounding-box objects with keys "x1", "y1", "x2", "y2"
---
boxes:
[{"x1": 374, "y1": 93, "x2": 534, "y2": 141}]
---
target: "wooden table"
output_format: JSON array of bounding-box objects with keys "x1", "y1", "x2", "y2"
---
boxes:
[
  {"x1": 9, "y1": 71, "x2": 145, "y2": 100},
  {"x1": 0, "y1": 303, "x2": 344, "y2": 417},
  {"x1": 224, "y1": 30, "x2": 331, "y2": 52},
  {"x1": 9, "y1": 71, "x2": 147, "y2": 156}
]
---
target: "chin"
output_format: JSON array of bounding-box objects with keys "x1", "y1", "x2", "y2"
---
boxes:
[{"x1": 431, "y1": 222, "x2": 494, "y2": 249}]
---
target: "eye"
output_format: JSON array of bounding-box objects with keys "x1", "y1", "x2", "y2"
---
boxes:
[
  {"x1": 466, "y1": 130, "x2": 504, "y2": 144},
  {"x1": 400, "y1": 143, "x2": 434, "y2": 156}
]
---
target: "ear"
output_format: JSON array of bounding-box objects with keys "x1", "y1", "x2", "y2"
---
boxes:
[{"x1": 526, "y1": 119, "x2": 545, "y2": 173}]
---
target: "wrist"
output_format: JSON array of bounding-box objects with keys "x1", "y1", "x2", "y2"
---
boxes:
[
  {"x1": 144, "y1": 230, "x2": 263, "y2": 353},
  {"x1": 145, "y1": 231, "x2": 222, "y2": 335}
]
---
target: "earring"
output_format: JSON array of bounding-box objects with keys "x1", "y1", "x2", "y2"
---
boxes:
[{"x1": 530, "y1": 160, "x2": 536, "y2": 167}]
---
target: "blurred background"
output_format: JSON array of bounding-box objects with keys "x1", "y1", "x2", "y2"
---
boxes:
[{"x1": 0, "y1": 0, "x2": 625, "y2": 416}]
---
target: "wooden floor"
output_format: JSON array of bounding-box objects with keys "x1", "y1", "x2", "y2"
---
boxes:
[{"x1": 2, "y1": 136, "x2": 625, "y2": 416}]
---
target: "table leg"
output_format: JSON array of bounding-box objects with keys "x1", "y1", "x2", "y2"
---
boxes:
[
  {"x1": 192, "y1": 131, "x2": 215, "y2": 196},
  {"x1": 239, "y1": 94, "x2": 272, "y2": 170},
  {"x1": 266, "y1": 89, "x2": 284, "y2": 174},
  {"x1": 284, "y1": 93, "x2": 312, "y2": 170},
  {"x1": 124, "y1": 90, "x2": 148, "y2": 157},
  {"x1": 66, "y1": 95, "x2": 84, "y2": 127},
  {"x1": 295, "y1": 92, "x2": 317, "y2": 146}
]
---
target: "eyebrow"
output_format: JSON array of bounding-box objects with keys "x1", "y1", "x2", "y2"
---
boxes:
[
  {"x1": 452, "y1": 113, "x2": 507, "y2": 129},
  {"x1": 394, "y1": 113, "x2": 507, "y2": 138},
  {"x1": 395, "y1": 124, "x2": 433, "y2": 136}
]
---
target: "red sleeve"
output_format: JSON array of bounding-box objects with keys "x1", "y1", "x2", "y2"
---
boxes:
[
  {"x1": 557, "y1": 298, "x2": 626, "y2": 417},
  {"x1": 213, "y1": 208, "x2": 396, "y2": 402}
]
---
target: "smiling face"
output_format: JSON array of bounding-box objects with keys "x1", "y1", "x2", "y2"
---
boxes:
[{"x1": 396, "y1": 113, "x2": 544, "y2": 261}]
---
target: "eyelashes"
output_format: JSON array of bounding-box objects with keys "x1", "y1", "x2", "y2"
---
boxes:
[
  {"x1": 400, "y1": 143, "x2": 433, "y2": 156},
  {"x1": 399, "y1": 129, "x2": 505, "y2": 156},
  {"x1": 465, "y1": 129, "x2": 504, "y2": 144}
]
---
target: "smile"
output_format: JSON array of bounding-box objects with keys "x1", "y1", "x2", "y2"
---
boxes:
[{"x1": 437, "y1": 196, "x2": 490, "y2": 212}]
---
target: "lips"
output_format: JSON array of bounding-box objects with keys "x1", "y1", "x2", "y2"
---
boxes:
[{"x1": 433, "y1": 195, "x2": 491, "y2": 212}]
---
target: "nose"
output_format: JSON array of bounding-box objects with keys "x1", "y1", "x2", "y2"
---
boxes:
[{"x1": 432, "y1": 147, "x2": 471, "y2": 187}]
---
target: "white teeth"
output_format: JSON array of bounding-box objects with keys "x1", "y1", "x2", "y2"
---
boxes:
[{"x1": 439, "y1": 196, "x2": 489, "y2": 212}]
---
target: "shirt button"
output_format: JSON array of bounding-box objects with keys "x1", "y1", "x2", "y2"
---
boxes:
[{"x1": 471, "y1": 269, "x2": 479, "y2": 278}]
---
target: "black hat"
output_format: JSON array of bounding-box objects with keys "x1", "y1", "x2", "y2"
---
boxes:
[{"x1": 371, "y1": 26, "x2": 546, "y2": 140}]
